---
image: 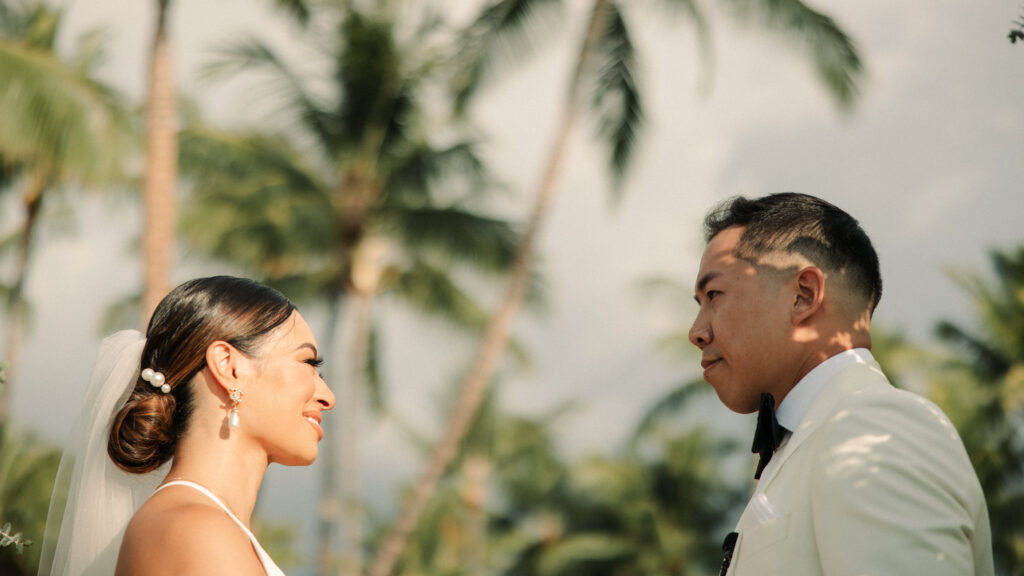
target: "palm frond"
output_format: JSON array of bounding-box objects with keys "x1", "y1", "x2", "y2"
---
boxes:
[
  {"x1": 654, "y1": 0, "x2": 716, "y2": 93},
  {"x1": 0, "y1": 3, "x2": 19, "y2": 38},
  {"x1": 723, "y1": 0, "x2": 863, "y2": 108},
  {"x1": 269, "y1": 0, "x2": 312, "y2": 27},
  {"x1": 1009, "y1": 6, "x2": 1024, "y2": 43},
  {"x1": 19, "y1": 2, "x2": 58, "y2": 51},
  {"x1": 199, "y1": 36, "x2": 335, "y2": 151},
  {"x1": 937, "y1": 248, "x2": 1024, "y2": 380},
  {"x1": 392, "y1": 259, "x2": 490, "y2": 331},
  {"x1": 68, "y1": 27, "x2": 108, "y2": 75},
  {"x1": 988, "y1": 489, "x2": 1024, "y2": 565},
  {"x1": 934, "y1": 320, "x2": 1010, "y2": 382},
  {"x1": 930, "y1": 246, "x2": 1024, "y2": 570},
  {"x1": 452, "y1": 0, "x2": 565, "y2": 113},
  {"x1": 988, "y1": 250, "x2": 1024, "y2": 354},
  {"x1": 179, "y1": 128, "x2": 335, "y2": 279},
  {"x1": 0, "y1": 41, "x2": 128, "y2": 184},
  {"x1": 384, "y1": 139, "x2": 495, "y2": 206},
  {"x1": 537, "y1": 532, "x2": 634, "y2": 574},
  {"x1": 199, "y1": 35, "x2": 284, "y2": 82},
  {"x1": 493, "y1": 411, "x2": 571, "y2": 505},
  {"x1": 385, "y1": 204, "x2": 519, "y2": 273},
  {"x1": 630, "y1": 379, "x2": 710, "y2": 445},
  {"x1": 335, "y1": 9, "x2": 429, "y2": 158},
  {"x1": 589, "y1": 1, "x2": 644, "y2": 196}
]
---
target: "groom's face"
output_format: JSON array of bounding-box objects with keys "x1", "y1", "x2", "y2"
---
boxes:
[{"x1": 689, "y1": 226, "x2": 793, "y2": 414}]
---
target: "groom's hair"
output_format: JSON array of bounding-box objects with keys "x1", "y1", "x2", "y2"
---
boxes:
[
  {"x1": 704, "y1": 192, "x2": 882, "y2": 314},
  {"x1": 109, "y1": 275, "x2": 296, "y2": 474}
]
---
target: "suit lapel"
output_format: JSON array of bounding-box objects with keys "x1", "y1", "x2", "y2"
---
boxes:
[{"x1": 755, "y1": 360, "x2": 888, "y2": 491}]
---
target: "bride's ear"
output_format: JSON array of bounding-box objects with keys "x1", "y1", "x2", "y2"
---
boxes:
[{"x1": 205, "y1": 341, "x2": 247, "y2": 394}]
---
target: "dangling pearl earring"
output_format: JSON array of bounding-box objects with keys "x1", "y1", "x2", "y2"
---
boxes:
[{"x1": 228, "y1": 387, "x2": 244, "y2": 430}]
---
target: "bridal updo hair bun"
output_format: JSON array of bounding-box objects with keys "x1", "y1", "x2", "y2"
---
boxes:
[{"x1": 108, "y1": 276, "x2": 296, "y2": 474}]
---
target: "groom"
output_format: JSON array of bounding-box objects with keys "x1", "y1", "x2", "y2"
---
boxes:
[{"x1": 689, "y1": 193, "x2": 993, "y2": 575}]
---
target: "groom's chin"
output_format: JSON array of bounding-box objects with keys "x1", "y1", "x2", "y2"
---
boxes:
[{"x1": 713, "y1": 386, "x2": 759, "y2": 415}]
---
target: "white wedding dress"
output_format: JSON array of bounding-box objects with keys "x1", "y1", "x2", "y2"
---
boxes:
[{"x1": 154, "y1": 480, "x2": 286, "y2": 576}]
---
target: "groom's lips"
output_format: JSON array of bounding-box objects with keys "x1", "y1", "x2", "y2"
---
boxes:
[{"x1": 701, "y1": 357, "x2": 722, "y2": 378}]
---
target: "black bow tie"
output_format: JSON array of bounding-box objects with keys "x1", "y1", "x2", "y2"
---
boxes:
[{"x1": 752, "y1": 392, "x2": 784, "y2": 480}]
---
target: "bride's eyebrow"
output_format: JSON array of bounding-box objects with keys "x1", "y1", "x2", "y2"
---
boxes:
[{"x1": 295, "y1": 342, "x2": 320, "y2": 358}]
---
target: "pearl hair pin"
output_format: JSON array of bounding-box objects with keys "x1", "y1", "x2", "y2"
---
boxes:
[{"x1": 141, "y1": 368, "x2": 171, "y2": 394}]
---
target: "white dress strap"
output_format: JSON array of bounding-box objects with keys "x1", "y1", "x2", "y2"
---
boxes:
[{"x1": 154, "y1": 480, "x2": 286, "y2": 576}]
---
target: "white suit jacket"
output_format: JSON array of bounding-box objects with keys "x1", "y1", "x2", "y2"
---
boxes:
[{"x1": 727, "y1": 360, "x2": 993, "y2": 576}]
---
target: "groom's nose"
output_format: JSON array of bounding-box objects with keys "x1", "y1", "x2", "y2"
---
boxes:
[{"x1": 689, "y1": 313, "x2": 711, "y2": 348}]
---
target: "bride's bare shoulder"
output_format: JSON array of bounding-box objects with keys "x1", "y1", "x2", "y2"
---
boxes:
[{"x1": 115, "y1": 486, "x2": 265, "y2": 575}]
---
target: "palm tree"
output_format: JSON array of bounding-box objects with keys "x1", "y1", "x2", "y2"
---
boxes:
[
  {"x1": 0, "y1": 1, "x2": 128, "y2": 440},
  {"x1": 139, "y1": 0, "x2": 177, "y2": 321},
  {"x1": 369, "y1": 1, "x2": 863, "y2": 572},
  {"x1": 179, "y1": 6, "x2": 522, "y2": 575},
  {"x1": 931, "y1": 248, "x2": 1024, "y2": 575},
  {"x1": 137, "y1": 0, "x2": 315, "y2": 321}
]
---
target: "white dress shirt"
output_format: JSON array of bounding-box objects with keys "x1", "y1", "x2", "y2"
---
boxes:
[{"x1": 755, "y1": 347, "x2": 876, "y2": 491}]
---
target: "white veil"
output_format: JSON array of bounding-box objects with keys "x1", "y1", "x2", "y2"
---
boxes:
[{"x1": 38, "y1": 330, "x2": 169, "y2": 576}]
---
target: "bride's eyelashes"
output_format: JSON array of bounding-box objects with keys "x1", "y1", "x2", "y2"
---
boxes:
[{"x1": 305, "y1": 357, "x2": 325, "y2": 379}]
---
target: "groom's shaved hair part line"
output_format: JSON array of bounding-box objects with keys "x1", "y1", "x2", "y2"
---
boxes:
[{"x1": 703, "y1": 193, "x2": 883, "y2": 314}]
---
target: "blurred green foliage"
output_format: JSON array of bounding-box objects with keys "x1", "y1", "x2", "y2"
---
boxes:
[
  {"x1": 368, "y1": 380, "x2": 745, "y2": 576},
  {"x1": 931, "y1": 248, "x2": 1024, "y2": 575},
  {"x1": 0, "y1": 429, "x2": 61, "y2": 575}
]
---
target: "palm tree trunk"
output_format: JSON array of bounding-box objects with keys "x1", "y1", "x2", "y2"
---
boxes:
[
  {"x1": 0, "y1": 169, "x2": 48, "y2": 444},
  {"x1": 340, "y1": 237, "x2": 388, "y2": 576},
  {"x1": 317, "y1": 295, "x2": 344, "y2": 576},
  {"x1": 340, "y1": 287, "x2": 370, "y2": 576},
  {"x1": 140, "y1": 0, "x2": 177, "y2": 322},
  {"x1": 317, "y1": 237, "x2": 386, "y2": 576},
  {"x1": 460, "y1": 455, "x2": 490, "y2": 576},
  {"x1": 366, "y1": 3, "x2": 612, "y2": 576}
]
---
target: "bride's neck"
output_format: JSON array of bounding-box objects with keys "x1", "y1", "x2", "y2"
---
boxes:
[{"x1": 163, "y1": 424, "x2": 268, "y2": 525}]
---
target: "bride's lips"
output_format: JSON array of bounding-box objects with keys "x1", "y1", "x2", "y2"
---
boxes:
[{"x1": 303, "y1": 412, "x2": 324, "y2": 440}]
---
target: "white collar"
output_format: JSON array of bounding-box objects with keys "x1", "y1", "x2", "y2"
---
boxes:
[{"x1": 774, "y1": 348, "x2": 876, "y2": 431}]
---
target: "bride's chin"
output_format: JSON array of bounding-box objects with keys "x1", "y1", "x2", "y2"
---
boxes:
[{"x1": 273, "y1": 449, "x2": 318, "y2": 467}]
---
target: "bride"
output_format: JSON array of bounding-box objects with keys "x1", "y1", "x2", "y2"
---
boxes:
[{"x1": 39, "y1": 276, "x2": 335, "y2": 575}]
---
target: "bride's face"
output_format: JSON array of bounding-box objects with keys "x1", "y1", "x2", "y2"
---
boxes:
[{"x1": 243, "y1": 311, "x2": 335, "y2": 465}]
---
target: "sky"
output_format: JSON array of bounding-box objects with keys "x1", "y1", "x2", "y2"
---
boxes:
[{"x1": 4, "y1": 1, "x2": 1023, "y2": 574}]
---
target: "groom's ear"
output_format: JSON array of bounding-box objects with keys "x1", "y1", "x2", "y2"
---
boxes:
[{"x1": 792, "y1": 266, "x2": 825, "y2": 325}]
